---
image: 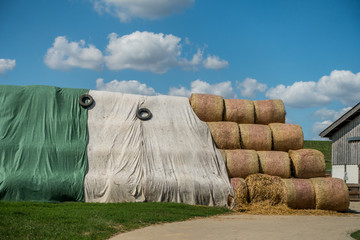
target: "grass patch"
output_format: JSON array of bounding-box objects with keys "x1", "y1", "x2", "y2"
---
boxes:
[
  {"x1": 351, "y1": 230, "x2": 360, "y2": 240},
  {"x1": 0, "y1": 201, "x2": 231, "y2": 240},
  {"x1": 304, "y1": 140, "x2": 332, "y2": 171}
]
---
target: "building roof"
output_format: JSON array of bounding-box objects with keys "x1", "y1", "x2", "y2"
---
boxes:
[{"x1": 320, "y1": 102, "x2": 360, "y2": 138}]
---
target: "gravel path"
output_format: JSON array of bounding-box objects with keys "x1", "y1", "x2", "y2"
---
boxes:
[{"x1": 109, "y1": 202, "x2": 360, "y2": 240}]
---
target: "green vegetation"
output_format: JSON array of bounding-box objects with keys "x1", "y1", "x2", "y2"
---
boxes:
[
  {"x1": 303, "y1": 140, "x2": 332, "y2": 171},
  {"x1": 351, "y1": 230, "x2": 360, "y2": 240},
  {"x1": 0, "y1": 201, "x2": 230, "y2": 240}
]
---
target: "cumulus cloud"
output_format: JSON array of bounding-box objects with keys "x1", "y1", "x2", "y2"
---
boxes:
[
  {"x1": 96, "y1": 78, "x2": 157, "y2": 95},
  {"x1": 236, "y1": 78, "x2": 267, "y2": 98},
  {"x1": 93, "y1": 0, "x2": 194, "y2": 22},
  {"x1": 104, "y1": 31, "x2": 181, "y2": 73},
  {"x1": 168, "y1": 79, "x2": 237, "y2": 98},
  {"x1": 266, "y1": 70, "x2": 360, "y2": 108},
  {"x1": 0, "y1": 59, "x2": 16, "y2": 75},
  {"x1": 44, "y1": 36, "x2": 103, "y2": 70},
  {"x1": 312, "y1": 120, "x2": 333, "y2": 140},
  {"x1": 202, "y1": 55, "x2": 229, "y2": 70},
  {"x1": 313, "y1": 107, "x2": 352, "y2": 121}
]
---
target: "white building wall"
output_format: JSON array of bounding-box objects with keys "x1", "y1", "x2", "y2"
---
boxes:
[{"x1": 332, "y1": 165, "x2": 359, "y2": 184}]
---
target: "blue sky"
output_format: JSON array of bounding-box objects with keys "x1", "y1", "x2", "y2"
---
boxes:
[{"x1": 1, "y1": 0, "x2": 360, "y2": 140}]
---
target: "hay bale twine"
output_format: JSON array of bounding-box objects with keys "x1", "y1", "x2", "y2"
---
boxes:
[
  {"x1": 239, "y1": 124, "x2": 272, "y2": 151},
  {"x1": 230, "y1": 178, "x2": 248, "y2": 206},
  {"x1": 225, "y1": 149, "x2": 259, "y2": 178},
  {"x1": 257, "y1": 151, "x2": 291, "y2": 178},
  {"x1": 289, "y1": 149, "x2": 326, "y2": 178},
  {"x1": 224, "y1": 99, "x2": 254, "y2": 123},
  {"x1": 207, "y1": 122, "x2": 241, "y2": 149},
  {"x1": 189, "y1": 93, "x2": 224, "y2": 122},
  {"x1": 245, "y1": 174, "x2": 285, "y2": 205},
  {"x1": 269, "y1": 123, "x2": 304, "y2": 151},
  {"x1": 311, "y1": 178, "x2": 350, "y2": 212},
  {"x1": 281, "y1": 178, "x2": 315, "y2": 209},
  {"x1": 254, "y1": 99, "x2": 286, "y2": 124}
]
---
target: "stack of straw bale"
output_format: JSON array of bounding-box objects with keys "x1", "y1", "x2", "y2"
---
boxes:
[{"x1": 189, "y1": 93, "x2": 350, "y2": 212}]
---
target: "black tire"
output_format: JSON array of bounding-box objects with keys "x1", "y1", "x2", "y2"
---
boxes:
[
  {"x1": 79, "y1": 94, "x2": 94, "y2": 108},
  {"x1": 137, "y1": 108, "x2": 152, "y2": 121}
]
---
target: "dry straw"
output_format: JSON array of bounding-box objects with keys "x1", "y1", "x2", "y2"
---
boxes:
[
  {"x1": 224, "y1": 99, "x2": 255, "y2": 123},
  {"x1": 189, "y1": 93, "x2": 224, "y2": 122},
  {"x1": 226, "y1": 150, "x2": 259, "y2": 178},
  {"x1": 207, "y1": 122, "x2": 241, "y2": 149},
  {"x1": 311, "y1": 177, "x2": 350, "y2": 212},
  {"x1": 281, "y1": 178, "x2": 315, "y2": 209},
  {"x1": 239, "y1": 124, "x2": 272, "y2": 151},
  {"x1": 254, "y1": 99, "x2": 286, "y2": 124},
  {"x1": 245, "y1": 173, "x2": 286, "y2": 205},
  {"x1": 269, "y1": 123, "x2": 304, "y2": 151},
  {"x1": 289, "y1": 149, "x2": 326, "y2": 178},
  {"x1": 257, "y1": 151, "x2": 291, "y2": 178},
  {"x1": 230, "y1": 178, "x2": 248, "y2": 207}
]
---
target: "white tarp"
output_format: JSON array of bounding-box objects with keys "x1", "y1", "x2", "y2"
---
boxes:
[{"x1": 84, "y1": 91, "x2": 234, "y2": 207}]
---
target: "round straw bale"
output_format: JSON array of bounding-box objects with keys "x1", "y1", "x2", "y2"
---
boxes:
[
  {"x1": 281, "y1": 178, "x2": 315, "y2": 209},
  {"x1": 245, "y1": 173, "x2": 286, "y2": 205},
  {"x1": 254, "y1": 99, "x2": 286, "y2": 124},
  {"x1": 189, "y1": 93, "x2": 224, "y2": 122},
  {"x1": 269, "y1": 123, "x2": 304, "y2": 151},
  {"x1": 310, "y1": 177, "x2": 350, "y2": 212},
  {"x1": 257, "y1": 151, "x2": 291, "y2": 178},
  {"x1": 207, "y1": 122, "x2": 241, "y2": 149},
  {"x1": 289, "y1": 149, "x2": 326, "y2": 178},
  {"x1": 230, "y1": 178, "x2": 248, "y2": 205},
  {"x1": 224, "y1": 99, "x2": 254, "y2": 123},
  {"x1": 226, "y1": 150, "x2": 259, "y2": 178},
  {"x1": 239, "y1": 124, "x2": 272, "y2": 151}
]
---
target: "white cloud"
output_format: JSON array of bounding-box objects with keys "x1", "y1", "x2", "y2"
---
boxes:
[
  {"x1": 312, "y1": 120, "x2": 333, "y2": 140},
  {"x1": 96, "y1": 78, "x2": 157, "y2": 95},
  {"x1": 236, "y1": 78, "x2": 267, "y2": 98},
  {"x1": 202, "y1": 55, "x2": 228, "y2": 70},
  {"x1": 93, "y1": 0, "x2": 194, "y2": 22},
  {"x1": 266, "y1": 70, "x2": 360, "y2": 108},
  {"x1": 0, "y1": 59, "x2": 16, "y2": 75},
  {"x1": 104, "y1": 31, "x2": 181, "y2": 73},
  {"x1": 168, "y1": 79, "x2": 237, "y2": 98},
  {"x1": 313, "y1": 107, "x2": 352, "y2": 121},
  {"x1": 44, "y1": 36, "x2": 103, "y2": 70}
]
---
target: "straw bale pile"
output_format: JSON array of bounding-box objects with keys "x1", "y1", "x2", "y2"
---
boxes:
[
  {"x1": 289, "y1": 149, "x2": 326, "y2": 178},
  {"x1": 281, "y1": 178, "x2": 315, "y2": 209},
  {"x1": 224, "y1": 99, "x2": 254, "y2": 123},
  {"x1": 187, "y1": 93, "x2": 349, "y2": 213},
  {"x1": 189, "y1": 93, "x2": 224, "y2": 122},
  {"x1": 257, "y1": 151, "x2": 291, "y2": 178},
  {"x1": 239, "y1": 124, "x2": 272, "y2": 151},
  {"x1": 230, "y1": 178, "x2": 248, "y2": 206},
  {"x1": 254, "y1": 99, "x2": 286, "y2": 124},
  {"x1": 269, "y1": 123, "x2": 304, "y2": 151},
  {"x1": 207, "y1": 122, "x2": 241, "y2": 149},
  {"x1": 311, "y1": 178, "x2": 350, "y2": 212},
  {"x1": 225, "y1": 150, "x2": 259, "y2": 178}
]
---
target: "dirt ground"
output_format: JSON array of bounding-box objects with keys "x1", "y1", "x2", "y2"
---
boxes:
[{"x1": 109, "y1": 202, "x2": 360, "y2": 240}]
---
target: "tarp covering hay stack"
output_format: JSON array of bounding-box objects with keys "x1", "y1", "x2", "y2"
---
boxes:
[{"x1": 190, "y1": 93, "x2": 350, "y2": 213}]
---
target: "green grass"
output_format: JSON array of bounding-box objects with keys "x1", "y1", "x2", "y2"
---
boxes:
[
  {"x1": 303, "y1": 140, "x2": 332, "y2": 171},
  {"x1": 351, "y1": 230, "x2": 360, "y2": 240},
  {"x1": 0, "y1": 201, "x2": 231, "y2": 240}
]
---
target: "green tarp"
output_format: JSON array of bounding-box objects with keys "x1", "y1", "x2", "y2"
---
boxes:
[{"x1": 0, "y1": 85, "x2": 88, "y2": 202}]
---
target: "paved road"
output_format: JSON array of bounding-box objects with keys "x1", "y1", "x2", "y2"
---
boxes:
[{"x1": 109, "y1": 202, "x2": 360, "y2": 240}]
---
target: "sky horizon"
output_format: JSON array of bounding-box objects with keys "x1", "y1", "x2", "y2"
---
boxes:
[{"x1": 1, "y1": 0, "x2": 360, "y2": 140}]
